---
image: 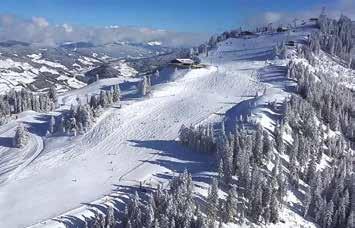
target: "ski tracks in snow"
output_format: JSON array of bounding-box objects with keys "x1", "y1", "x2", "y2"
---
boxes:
[
  {"x1": 0, "y1": 120, "x2": 44, "y2": 185},
  {"x1": 4, "y1": 134, "x2": 44, "y2": 183},
  {"x1": 1, "y1": 45, "x2": 266, "y2": 227}
]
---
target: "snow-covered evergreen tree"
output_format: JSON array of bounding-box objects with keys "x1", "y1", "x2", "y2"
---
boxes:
[
  {"x1": 224, "y1": 186, "x2": 238, "y2": 223},
  {"x1": 13, "y1": 124, "x2": 29, "y2": 148},
  {"x1": 206, "y1": 178, "x2": 219, "y2": 226},
  {"x1": 323, "y1": 200, "x2": 334, "y2": 228},
  {"x1": 139, "y1": 76, "x2": 149, "y2": 96},
  {"x1": 262, "y1": 131, "x2": 272, "y2": 162},
  {"x1": 269, "y1": 191, "x2": 279, "y2": 223},
  {"x1": 106, "y1": 204, "x2": 115, "y2": 228},
  {"x1": 49, "y1": 115, "x2": 55, "y2": 134},
  {"x1": 274, "y1": 124, "x2": 284, "y2": 154},
  {"x1": 48, "y1": 86, "x2": 57, "y2": 105},
  {"x1": 303, "y1": 187, "x2": 311, "y2": 218},
  {"x1": 112, "y1": 85, "x2": 121, "y2": 104},
  {"x1": 99, "y1": 90, "x2": 108, "y2": 108},
  {"x1": 252, "y1": 124, "x2": 263, "y2": 165}
]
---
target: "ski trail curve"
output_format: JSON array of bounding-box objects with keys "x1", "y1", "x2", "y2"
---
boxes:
[{"x1": 1, "y1": 134, "x2": 44, "y2": 185}]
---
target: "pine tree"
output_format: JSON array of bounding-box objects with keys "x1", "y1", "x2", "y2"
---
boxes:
[
  {"x1": 250, "y1": 185, "x2": 263, "y2": 223},
  {"x1": 289, "y1": 149, "x2": 299, "y2": 189},
  {"x1": 306, "y1": 155, "x2": 317, "y2": 183},
  {"x1": 145, "y1": 203, "x2": 154, "y2": 228},
  {"x1": 274, "y1": 124, "x2": 284, "y2": 154},
  {"x1": 277, "y1": 173, "x2": 287, "y2": 205},
  {"x1": 217, "y1": 160, "x2": 224, "y2": 183},
  {"x1": 154, "y1": 70, "x2": 160, "y2": 81},
  {"x1": 15, "y1": 91, "x2": 22, "y2": 113},
  {"x1": 269, "y1": 191, "x2": 279, "y2": 223},
  {"x1": 223, "y1": 143, "x2": 233, "y2": 184},
  {"x1": 13, "y1": 124, "x2": 29, "y2": 148},
  {"x1": 272, "y1": 155, "x2": 280, "y2": 177},
  {"x1": 224, "y1": 186, "x2": 238, "y2": 223},
  {"x1": 323, "y1": 200, "x2": 334, "y2": 228},
  {"x1": 49, "y1": 115, "x2": 55, "y2": 134},
  {"x1": 139, "y1": 76, "x2": 149, "y2": 96},
  {"x1": 106, "y1": 90, "x2": 113, "y2": 105},
  {"x1": 206, "y1": 178, "x2": 219, "y2": 226},
  {"x1": 337, "y1": 189, "x2": 350, "y2": 226},
  {"x1": 127, "y1": 191, "x2": 142, "y2": 227},
  {"x1": 90, "y1": 95, "x2": 98, "y2": 109},
  {"x1": 48, "y1": 86, "x2": 57, "y2": 105},
  {"x1": 313, "y1": 187, "x2": 324, "y2": 223},
  {"x1": 92, "y1": 210, "x2": 102, "y2": 228},
  {"x1": 99, "y1": 90, "x2": 108, "y2": 108},
  {"x1": 33, "y1": 94, "x2": 40, "y2": 112},
  {"x1": 262, "y1": 131, "x2": 272, "y2": 162},
  {"x1": 112, "y1": 85, "x2": 121, "y2": 103},
  {"x1": 303, "y1": 187, "x2": 311, "y2": 217},
  {"x1": 106, "y1": 204, "x2": 115, "y2": 228},
  {"x1": 262, "y1": 183, "x2": 272, "y2": 224},
  {"x1": 253, "y1": 124, "x2": 263, "y2": 165}
]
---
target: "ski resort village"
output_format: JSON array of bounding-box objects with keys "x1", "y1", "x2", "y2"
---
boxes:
[{"x1": 0, "y1": 1, "x2": 355, "y2": 228}]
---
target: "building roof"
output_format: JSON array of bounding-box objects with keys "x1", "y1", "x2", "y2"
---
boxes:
[{"x1": 173, "y1": 58, "x2": 194, "y2": 65}]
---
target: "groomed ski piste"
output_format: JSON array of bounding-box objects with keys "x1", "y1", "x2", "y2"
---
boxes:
[{"x1": 1, "y1": 22, "x2": 352, "y2": 228}]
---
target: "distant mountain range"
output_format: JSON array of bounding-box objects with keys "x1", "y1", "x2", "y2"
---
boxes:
[{"x1": 0, "y1": 40, "x2": 178, "y2": 94}]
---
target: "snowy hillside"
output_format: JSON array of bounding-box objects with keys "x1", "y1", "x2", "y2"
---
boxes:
[
  {"x1": 0, "y1": 41, "x2": 177, "y2": 94},
  {"x1": 0, "y1": 49, "x2": 99, "y2": 93},
  {"x1": 0, "y1": 15, "x2": 354, "y2": 228}
]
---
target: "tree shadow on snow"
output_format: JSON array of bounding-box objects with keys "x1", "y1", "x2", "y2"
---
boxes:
[
  {"x1": 222, "y1": 97, "x2": 255, "y2": 133},
  {"x1": 22, "y1": 114, "x2": 52, "y2": 137},
  {"x1": 285, "y1": 185, "x2": 308, "y2": 217},
  {"x1": 53, "y1": 215, "x2": 86, "y2": 228},
  {"x1": 120, "y1": 81, "x2": 141, "y2": 101},
  {"x1": 51, "y1": 139, "x2": 216, "y2": 227},
  {"x1": 0, "y1": 137, "x2": 14, "y2": 148},
  {"x1": 121, "y1": 91, "x2": 141, "y2": 101},
  {"x1": 258, "y1": 65, "x2": 297, "y2": 93},
  {"x1": 51, "y1": 188, "x2": 141, "y2": 228},
  {"x1": 231, "y1": 49, "x2": 275, "y2": 62},
  {"x1": 128, "y1": 139, "x2": 215, "y2": 184},
  {"x1": 256, "y1": 104, "x2": 283, "y2": 120}
]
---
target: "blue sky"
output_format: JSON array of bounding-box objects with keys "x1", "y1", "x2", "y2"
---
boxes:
[
  {"x1": 0, "y1": 0, "x2": 352, "y2": 47},
  {"x1": 0, "y1": 0, "x2": 336, "y2": 33}
]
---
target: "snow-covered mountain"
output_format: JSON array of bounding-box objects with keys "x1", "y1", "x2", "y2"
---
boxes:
[
  {"x1": 0, "y1": 41, "x2": 177, "y2": 94},
  {"x1": 59, "y1": 41, "x2": 174, "y2": 60},
  {"x1": 0, "y1": 15, "x2": 354, "y2": 228}
]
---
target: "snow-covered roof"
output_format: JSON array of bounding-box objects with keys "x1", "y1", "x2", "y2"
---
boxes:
[{"x1": 174, "y1": 58, "x2": 194, "y2": 64}]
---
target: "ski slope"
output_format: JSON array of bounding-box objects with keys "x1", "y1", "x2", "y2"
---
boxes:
[
  {"x1": 0, "y1": 65, "x2": 259, "y2": 228},
  {"x1": 0, "y1": 111, "x2": 46, "y2": 185},
  {"x1": 0, "y1": 26, "x2": 316, "y2": 227}
]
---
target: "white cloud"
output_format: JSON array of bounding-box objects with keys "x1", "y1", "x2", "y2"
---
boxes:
[
  {"x1": 32, "y1": 17, "x2": 49, "y2": 28},
  {"x1": 107, "y1": 25, "x2": 120, "y2": 29},
  {"x1": 264, "y1": 12, "x2": 282, "y2": 24},
  {"x1": 0, "y1": 14, "x2": 208, "y2": 47},
  {"x1": 62, "y1": 23, "x2": 73, "y2": 33}
]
